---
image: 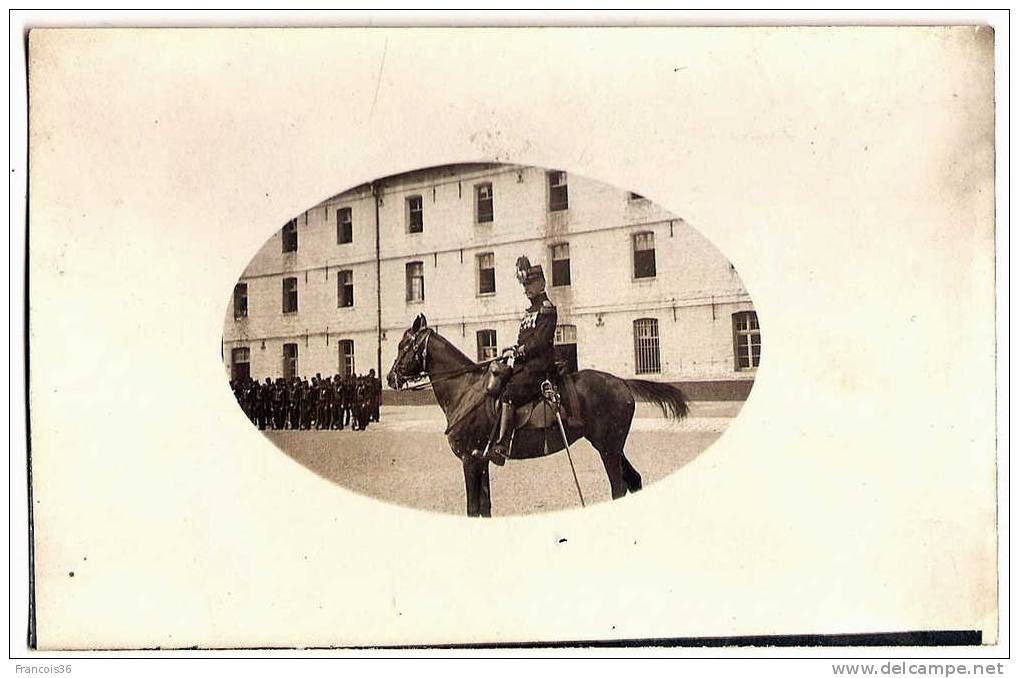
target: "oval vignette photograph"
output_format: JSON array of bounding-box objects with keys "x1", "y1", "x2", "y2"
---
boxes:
[{"x1": 223, "y1": 163, "x2": 760, "y2": 517}]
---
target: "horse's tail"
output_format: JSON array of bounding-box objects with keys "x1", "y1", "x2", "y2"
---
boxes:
[{"x1": 624, "y1": 379, "x2": 689, "y2": 419}]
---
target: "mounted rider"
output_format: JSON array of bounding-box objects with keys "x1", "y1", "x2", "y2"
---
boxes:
[{"x1": 487, "y1": 255, "x2": 558, "y2": 464}]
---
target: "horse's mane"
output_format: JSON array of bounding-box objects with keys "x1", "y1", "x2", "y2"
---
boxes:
[
  {"x1": 426, "y1": 330, "x2": 478, "y2": 371},
  {"x1": 423, "y1": 330, "x2": 492, "y2": 443}
]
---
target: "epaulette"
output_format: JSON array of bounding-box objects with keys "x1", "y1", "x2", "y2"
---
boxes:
[{"x1": 539, "y1": 299, "x2": 556, "y2": 314}]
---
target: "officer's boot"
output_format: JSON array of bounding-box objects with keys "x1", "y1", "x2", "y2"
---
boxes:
[{"x1": 487, "y1": 401, "x2": 514, "y2": 466}]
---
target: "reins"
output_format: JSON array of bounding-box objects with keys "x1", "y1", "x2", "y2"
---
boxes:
[
  {"x1": 398, "y1": 329, "x2": 502, "y2": 391},
  {"x1": 403, "y1": 357, "x2": 503, "y2": 391}
]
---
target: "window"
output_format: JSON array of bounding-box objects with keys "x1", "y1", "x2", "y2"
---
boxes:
[
  {"x1": 550, "y1": 243, "x2": 571, "y2": 287},
  {"x1": 629, "y1": 192, "x2": 645, "y2": 200},
  {"x1": 282, "y1": 343, "x2": 298, "y2": 380},
  {"x1": 733, "y1": 311, "x2": 761, "y2": 370},
  {"x1": 231, "y1": 347, "x2": 250, "y2": 381},
  {"x1": 548, "y1": 170, "x2": 568, "y2": 211},
  {"x1": 633, "y1": 318, "x2": 661, "y2": 374},
  {"x1": 554, "y1": 325, "x2": 577, "y2": 345},
  {"x1": 476, "y1": 330, "x2": 498, "y2": 361},
  {"x1": 282, "y1": 219, "x2": 298, "y2": 253},
  {"x1": 282, "y1": 277, "x2": 298, "y2": 314},
  {"x1": 233, "y1": 283, "x2": 248, "y2": 319},
  {"x1": 477, "y1": 252, "x2": 496, "y2": 295},
  {"x1": 554, "y1": 324, "x2": 578, "y2": 372},
  {"x1": 337, "y1": 270, "x2": 354, "y2": 308},
  {"x1": 338, "y1": 339, "x2": 355, "y2": 376},
  {"x1": 633, "y1": 231, "x2": 657, "y2": 279},
  {"x1": 407, "y1": 195, "x2": 423, "y2": 233},
  {"x1": 337, "y1": 207, "x2": 352, "y2": 244},
  {"x1": 476, "y1": 183, "x2": 494, "y2": 223},
  {"x1": 406, "y1": 261, "x2": 424, "y2": 302}
]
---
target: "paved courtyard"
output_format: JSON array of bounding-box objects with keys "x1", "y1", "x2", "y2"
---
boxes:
[{"x1": 263, "y1": 401, "x2": 742, "y2": 517}]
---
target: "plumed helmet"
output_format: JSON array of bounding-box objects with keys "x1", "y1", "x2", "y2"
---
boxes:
[{"x1": 515, "y1": 255, "x2": 545, "y2": 284}]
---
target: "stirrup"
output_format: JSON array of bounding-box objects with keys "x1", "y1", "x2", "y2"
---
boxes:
[
  {"x1": 484, "y1": 425, "x2": 514, "y2": 465},
  {"x1": 485, "y1": 444, "x2": 508, "y2": 466}
]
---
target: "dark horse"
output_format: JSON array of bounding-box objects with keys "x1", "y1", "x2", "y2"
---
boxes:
[{"x1": 388, "y1": 315, "x2": 689, "y2": 517}]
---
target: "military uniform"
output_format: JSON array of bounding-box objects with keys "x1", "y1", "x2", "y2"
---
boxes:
[
  {"x1": 502, "y1": 292, "x2": 558, "y2": 404},
  {"x1": 259, "y1": 378, "x2": 273, "y2": 429},
  {"x1": 351, "y1": 376, "x2": 366, "y2": 430},
  {"x1": 366, "y1": 370, "x2": 382, "y2": 422},
  {"x1": 317, "y1": 379, "x2": 333, "y2": 429},
  {"x1": 229, "y1": 370, "x2": 384, "y2": 433},
  {"x1": 272, "y1": 379, "x2": 288, "y2": 430},
  {"x1": 373, "y1": 376, "x2": 382, "y2": 422},
  {"x1": 297, "y1": 379, "x2": 309, "y2": 429},
  {"x1": 287, "y1": 380, "x2": 301, "y2": 429},
  {"x1": 342, "y1": 376, "x2": 354, "y2": 428},
  {"x1": 244, "y1": 380, "x2": 258, "y2": 424},
  {"x1": 488, "y1": 256, "x2": 558, "y2": 464}
]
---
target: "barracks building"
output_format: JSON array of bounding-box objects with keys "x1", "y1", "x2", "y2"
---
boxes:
[{"x1": 222, "y1": 163, "x2": 759, "y2": 399}]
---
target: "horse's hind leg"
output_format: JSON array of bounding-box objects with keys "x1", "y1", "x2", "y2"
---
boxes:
[
  {"x1": 589, "y1": 428, "x2": 627, "y2": 500},
  {"x1": 597, "y1": 450, "x2": 627, "y2": 499},
  {"x1": 621, "y1": 455, "x2": 642, "y2": 493},
  {"x1": 588, "y1": 402, "x2": 636, "y2": 500}
]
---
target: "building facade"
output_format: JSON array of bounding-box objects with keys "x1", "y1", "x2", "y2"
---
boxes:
[{"x1": 223, "y1": 163, "x2": 759, "y2": 395}]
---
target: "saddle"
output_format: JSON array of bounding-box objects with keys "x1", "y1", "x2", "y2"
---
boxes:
[
  {"x1": 442, "y1": 360, "x2": 582, "y2": 439},
  {"x1": 485, "y1": 360, "x2": 582, "y2": 432}
]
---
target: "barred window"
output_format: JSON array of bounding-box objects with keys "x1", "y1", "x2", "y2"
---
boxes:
[
  {"x1": 633, "y1": 318, "x2": 661, "y2": 374},
  {"x1": 282, "y1": 277, "x2": 298, "y2": 314},
  {"x1": 282, "y1": 343, "x2": 298, "y2": 380},
  {"x1": 407, "y1": 195, "x2": 424, "y2": 233},
  {"x1": 282, "y1": 219, "x2": 298, "y2": 253},
  {"x1": 476, "y1": 183, "x2": 494, "y2": 223},
  {"x1": 406, "y1": 261, "x2": 424, "y2": 302},
  {"x1": 476, "y1": 330, "x2": 498, "y2": 361},
  {"x1": 633, "y1": 231, "x2": 656, "y2": 279},
  {"x1": 337, "y1": 270, "x2": 354, "y2": 308},
  {"x1": 550, "y1": 243, "x2": 571, "y2": 287},
  {"x1": 554, "y1": 324, "x2": 577, "y2": 345},
  {"x1": 337, "y1": 207, "x2": 352, "y2": 244},
  {"x1": 555, "y1": 324, "x2": 578, "y2": 372},
  {"x1": 233, "y1": 283, "x2": 248, "y2": 319},
  {"x1": 338, "y1": 339, "x2": 355, "y2": 376},
  {"x1": 732, "y1": 311, "x2": 761, "y2": 370},
  {"x1": 548, "y1": 170, "x2": 568, "y2": 211},
  {"x1": 477, "y1": 252, "x2": 496, "y2": 295},
  {"x1": 231, "y1": 347, "x2": 250, "y2": 381}
]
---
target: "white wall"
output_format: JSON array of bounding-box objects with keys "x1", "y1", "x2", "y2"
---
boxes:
[{"x1": 224, "y1": 164, "x2": 758, "y2": 385}]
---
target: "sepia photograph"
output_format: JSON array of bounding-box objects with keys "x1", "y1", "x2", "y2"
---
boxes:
[
  {"x1": 15, "y1": 17, "x2": 1003, "y2": 659},
  {"x1": 224, "y1": 164, "x2": 758, "y2": 516}
]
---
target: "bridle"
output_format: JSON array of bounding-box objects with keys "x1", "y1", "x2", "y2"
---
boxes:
[
  {"x1": 392, "y1": 327, "x2": 502, "y2": 391},
  {"x1": 391, "y1": 328, "x2": 431, "y2": 389}
]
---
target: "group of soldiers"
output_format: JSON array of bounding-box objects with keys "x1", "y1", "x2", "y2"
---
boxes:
[{"x1": 230, "y1": 371, "x2": 382, "y2": 431}]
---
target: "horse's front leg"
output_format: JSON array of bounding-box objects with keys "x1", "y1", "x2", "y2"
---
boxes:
[
  {"x1": 462, "y1": 453, "x2": 482, "y2": 517},
  {"x1": 478, "y1": 461, "x2": 492, "y2": 518}
]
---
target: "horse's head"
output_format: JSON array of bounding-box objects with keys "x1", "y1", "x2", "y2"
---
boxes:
[{"x1": 387, "y1": 314, "x2": 431, "y2": 390}]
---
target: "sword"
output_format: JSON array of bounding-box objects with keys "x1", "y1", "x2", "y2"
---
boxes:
[{"x1": 554, "y1": 405, "x2": 585, "y2": 508}]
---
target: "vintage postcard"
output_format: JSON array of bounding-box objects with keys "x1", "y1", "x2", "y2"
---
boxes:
[{"x1": 24, "y1": 26, "x2": 997, "y2": 649}]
